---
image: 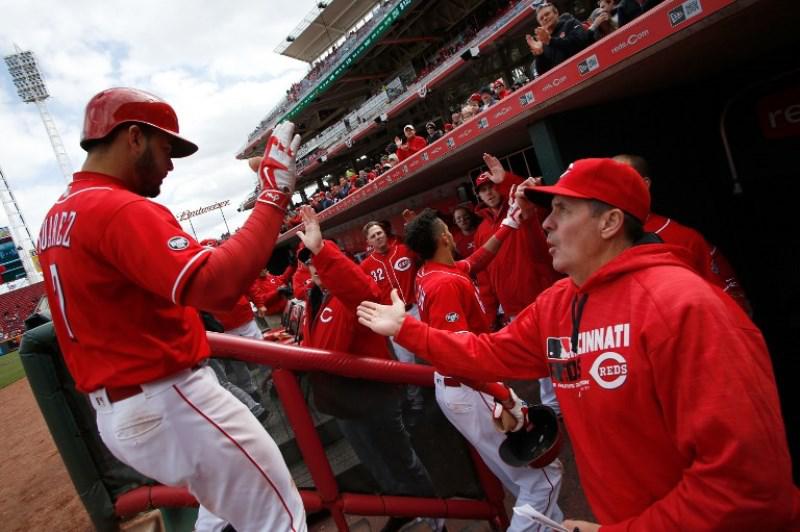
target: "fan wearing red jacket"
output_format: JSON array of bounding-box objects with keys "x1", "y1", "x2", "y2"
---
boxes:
[
  {"x1": 361, "y1": 220, "x2": 425, "y2": 415},
  {"x1": 394, "y1": 124, "x2": 427, "y2": 162},
  {"x1": 295, "y1": 207, "x2": 436, "y2": 530},
  {"x1": 357, "y1": 159, "x2": 799, "y2": 532},
  {"x1": 614, "y1": 154, "x2": 751, "y2": 313},
  {"x1": 474, "y1": 153, "x2": 561, "y2": 412}
]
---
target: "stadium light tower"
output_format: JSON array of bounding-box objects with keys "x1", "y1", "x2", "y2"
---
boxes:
[
  {"x1": 4, "y1": 45, "x2": 73, "y2": 183},
  {"x1": 0, "y1": 164, "x2": 42, "y2": 285}
]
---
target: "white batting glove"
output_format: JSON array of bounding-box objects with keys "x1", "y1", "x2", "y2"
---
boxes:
[
  {"x1": 501, "y1": 184, "x2": 522, "y2": 229},
  {"x1": 257, "y1": 121, "x2": 302, "y2": 210},
  {"x1": 492, "y1": 386, "x2": 528, "y2": 433}
]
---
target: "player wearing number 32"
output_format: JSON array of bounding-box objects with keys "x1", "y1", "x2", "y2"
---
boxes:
[
  {"x1": 37, "y1": 88, "x2": 306, "y2": 532},
  {"x1": 358, "y1": 159, "x2": 799, "y2": 531}
]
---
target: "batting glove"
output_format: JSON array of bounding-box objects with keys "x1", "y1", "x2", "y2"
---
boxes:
[
  {"x1": 501, "y1": 184, "x2": 522, "y2": 229},
  {"x1": 257, "y1": 121, "x2": 302, "y2": 210},
  {"x1": 492, "y1": 386, "x2": 528, "y2": 433}
]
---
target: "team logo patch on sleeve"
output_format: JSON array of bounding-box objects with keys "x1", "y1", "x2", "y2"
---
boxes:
[
  {"x1": 445, "y1": 312, "x2": 459, "y2": 322},
  {"x1": 167, "y1": 236, "x2": 190, "y2": 251}
]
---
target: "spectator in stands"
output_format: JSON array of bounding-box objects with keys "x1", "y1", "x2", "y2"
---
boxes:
[
  {"x1": 526, "y1": 3, "x2": 591, "y2": 78},
  {"x1": 296, "y1": 207, "x2": 438, "y2": 532},
  {"x1": 493, "y1": 78, "x2": 509, "y2": 99},
  {"x1": 461, "y1": 103, "x2": 477, "y2": 122},
  {"x1": 613, "y1": 154, "x2": 751, "y2": 313},
  {"x1": 451, "y1": 111, "x2": 463, "y2": 128},
  {"x1": 480, "y1": 87, "x2": 497, "y2": 110},
  {"x1": 425, "y1": 121, "x2": 443, "y2": 143},
  {"x1": 452, "y1": 205, "x2": 480, "y2": 258},
  {"x1": 588, "y1": 0, "x2": 618, "y2": 41},
  {"x1": 395, "y1": 124, "x2": 427, "y2": 162}
]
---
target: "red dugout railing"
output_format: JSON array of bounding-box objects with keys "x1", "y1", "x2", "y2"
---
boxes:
[{"x1": 115, "y1": 332, "x2": 510, "y2": 530}]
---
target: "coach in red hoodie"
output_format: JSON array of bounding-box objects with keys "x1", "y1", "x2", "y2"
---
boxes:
[{"x1": 358, "y1": 159, "x2": 799, "y2": 531}]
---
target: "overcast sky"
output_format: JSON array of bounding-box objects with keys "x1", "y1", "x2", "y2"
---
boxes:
[{"x1": 0, "y1": 0, "x2": 315, "y2": 246}]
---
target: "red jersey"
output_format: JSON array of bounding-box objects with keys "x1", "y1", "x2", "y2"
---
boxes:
[
  {"x1": 37, "y1": 173, "x2": 212, "y2": 392},
  {"x1": 474, "y1": 173, "x2": 558, "y2": 317},
  {"x1": 397, "y1": 244, "x2": 799, "y2": 529},
  {"x1": 395, "y1": 135, "x2": 427, "y2": 162},
  {"x1": 214, "y1": 295, "x2": 255, "y2": 331},
  {"x1": 645, "y1": 213, "x2": 749, "y2": 309},
  {"x1": 452, "y1": 228, "x2": 476, "y2": 259},
  {"x1": 251, "y1": 266, "x2": 293, "y2": 314},
  {"x1": 301, "y1": 243, "x2": 391, "y2": 360},
  {"x1": 360, "y1": 241, "x2": 418, "y2": 305},
  {"x1": 416, "y1": 259, "x2": 489, "y2": 334},
  {"x1": 292, "y1": 262, "x2": 313, "y2": 301}
]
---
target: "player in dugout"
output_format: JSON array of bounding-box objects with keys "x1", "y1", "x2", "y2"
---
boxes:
[
  {"x1": 404, "y1": 207, "x2": 564, "y2": 531},
  {"x1": 295, "y1": 205, "x2": 440, "y2": 532},
  {"x1": 357, "y1": 158, "x2": 799, "y2": 531},
  {"x1": 37, "y1": 87, "x2": 306, "y2": 532}
]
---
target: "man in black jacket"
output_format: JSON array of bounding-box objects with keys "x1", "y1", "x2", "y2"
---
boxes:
[{"x1": 526, "y1": 4, "x2": 591, "y2": 78}]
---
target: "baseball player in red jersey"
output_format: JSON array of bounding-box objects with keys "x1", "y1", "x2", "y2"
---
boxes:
[
  {"x1": 37, "y1": 88, "x2": 306, "y2": 531},
  {"x1": 360, "y1": 220, "x2": 425, "y2": 414},
  {"x1": 251, "y1": 265, "x2": 294, "y2": 329},
  {"x1": 451, "y1": 205, "x2": 479, "y2": 259},
  {"x1": 405, "y1": 209, "x2": 563, "y2": 531},
  {"x1": 294, "y1": 207, "x2": 438, "y2": 532},
  {"x1": 475, "y1": 154, "x2": 561, "y2": 414},
  {"x1": 613, "y1": 154, "x2": 751, "y2": 313},
  {"x1": 358, "y1": 159, "x2": 799, "y2": 531}
]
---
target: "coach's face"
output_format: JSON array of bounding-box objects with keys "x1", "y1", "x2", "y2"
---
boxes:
[
  {"x1": 542, "y1": 196, "x2": 604, "y2": 284},
  {"x1": 478, "y1": 183, "x2": 502, "y2": 209},
  {"x1": 133, "y1": 129, "x2": 174, "y2": 198}
]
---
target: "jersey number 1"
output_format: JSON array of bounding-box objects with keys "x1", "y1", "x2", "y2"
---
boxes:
[{"x1": 49, "y1": 263, "x2": 76, "y2": 340}]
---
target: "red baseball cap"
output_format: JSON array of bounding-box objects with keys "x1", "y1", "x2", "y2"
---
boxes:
[
  {"x1": 524, "y1": 158, "x2": 650, "y2": 222},
  {"x1": 469, "y1": 93, "x2": 482, "y2": 103},
  {"x1": 474, "y1": 171, "x2": 494, "y2": 190}
]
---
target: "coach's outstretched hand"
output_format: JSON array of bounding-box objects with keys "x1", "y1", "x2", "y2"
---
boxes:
[
  {"x1": 256, "y1": 121, "x2": 302, "y2": 208},
  {"x1": 357, "y1": 288, "x2": 407, "y2": 337}
]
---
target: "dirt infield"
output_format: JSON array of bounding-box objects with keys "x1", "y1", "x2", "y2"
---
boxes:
[{"x1": 0, "y1": 378, "x2": 91, "y2": 531}]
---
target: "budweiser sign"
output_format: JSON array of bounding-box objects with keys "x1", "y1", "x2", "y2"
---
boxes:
[{"x1": 177, "y1": 200, "x2": 231, "y2": 221}]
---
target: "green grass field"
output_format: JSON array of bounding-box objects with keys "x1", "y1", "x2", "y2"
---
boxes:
[{"x1": 0, "y1": 350, "x2": 25, "y2": 390}]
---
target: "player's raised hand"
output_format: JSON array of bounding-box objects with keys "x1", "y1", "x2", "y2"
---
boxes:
[
  {"x1": 256, "y1": 121, "x2": 302, "y2": 209},
  {"x1": 483, "y1": 153, "x2": 507, "y2": 183},
  {"x1": 357, "y1": 288, "x2": 407, "y2": 337},
  {"x1": 296, "y1": 206, "x2": 323, "y2": 254},
  {"x1": 501, "y1": 184, "x2": 522, "y2": 229}
]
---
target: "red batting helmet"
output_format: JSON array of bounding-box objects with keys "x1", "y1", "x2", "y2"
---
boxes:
[
  {"x1": 80, "y1": 87, "x2": 198, "y2": 157},
  {"x1": 498, "y1": 405, "x2": 563, "y2": 468}
]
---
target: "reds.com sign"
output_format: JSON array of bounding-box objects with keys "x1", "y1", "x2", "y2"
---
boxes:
[{"x1": 177, "y1": 200, "x2": 230, "y2": 221}]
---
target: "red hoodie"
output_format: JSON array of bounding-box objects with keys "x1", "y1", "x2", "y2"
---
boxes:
[
  {"x1": 474, "y1": 173, "x2": 559, "y2": 317},
  {"x1": 396, "y1": 243, "x2": 798, "y2": 530},
  {"x1": 250, "y1": 266, "x2": 294, "y2": 315},
  {"x1": 395, "y1": 135, "x2": 427, "y2": 162}
]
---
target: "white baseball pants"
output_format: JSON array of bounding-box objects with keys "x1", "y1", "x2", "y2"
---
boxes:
[
  {"x1": 434, "y1": 373, "x2": 563, "y2": 532},
  {"x1": 90, "y1": 365, "x2": 306, "y2": 532}
]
